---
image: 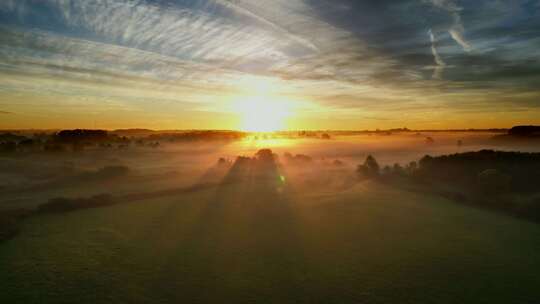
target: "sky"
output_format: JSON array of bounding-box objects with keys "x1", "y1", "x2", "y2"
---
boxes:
[{"x1": 1, "y1": 0, "x2": 540, "y2": 130}]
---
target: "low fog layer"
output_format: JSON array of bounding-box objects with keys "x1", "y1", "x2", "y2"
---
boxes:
[{"x1": 1, "y1": 130, "x2": 539, "y2": 211}]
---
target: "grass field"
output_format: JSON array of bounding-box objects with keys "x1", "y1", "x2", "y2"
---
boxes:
[{"x1": 1, "y1": 179, "x2": 539, "y2": 304}]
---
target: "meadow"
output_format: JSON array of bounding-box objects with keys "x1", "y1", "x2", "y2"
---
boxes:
[{"x1": 1, "y1": 131, "x2": 540, "y2": 303}]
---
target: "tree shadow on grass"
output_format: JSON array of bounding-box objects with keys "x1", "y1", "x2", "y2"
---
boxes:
[{"x1": 146, "y1": 149, "x2": 310, "y2": 302}]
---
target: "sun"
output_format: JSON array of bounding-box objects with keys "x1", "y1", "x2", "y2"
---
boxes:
[{"x1": 234, "y1": 96, "x2": 291, "y2": 132}]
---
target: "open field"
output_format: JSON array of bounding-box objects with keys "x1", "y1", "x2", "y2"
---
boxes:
[
  {"x1": 1, "y1": 131, "x2": 540, "y2": 303},
  {"x1": 1, "y1": 180, "x2": 540, "y2": 303}
]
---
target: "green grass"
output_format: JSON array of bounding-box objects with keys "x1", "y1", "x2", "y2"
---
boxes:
[{"x1": 1, "y1": 182, "x2": 540, "y2": 303}]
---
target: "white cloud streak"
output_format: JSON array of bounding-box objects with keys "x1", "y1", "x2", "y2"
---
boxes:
[
  {"x1": 213, "y1": 0, "x2": 320, "y2": 52},
  {"x1": 428, "y1": 29, "x2": 446, "y2": 79},
  {"x1": 427, "y1": 0, "x2": 472, "y2": 52}
]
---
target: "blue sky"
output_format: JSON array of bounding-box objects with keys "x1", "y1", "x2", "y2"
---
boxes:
[{"x1": 1, "y1": 0, "x2": 539, "y2": 129}]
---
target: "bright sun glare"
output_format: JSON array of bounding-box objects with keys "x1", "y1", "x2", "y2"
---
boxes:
[{"x1": 234, "y1": 96, "x2": 291, "y2": 132}]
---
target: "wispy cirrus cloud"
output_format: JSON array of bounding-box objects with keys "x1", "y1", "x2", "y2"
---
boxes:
[{"x1": 0, "y1": 0, "x2": 540, "y2": 129}]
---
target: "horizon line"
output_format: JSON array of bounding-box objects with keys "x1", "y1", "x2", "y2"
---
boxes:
[{"x1": 0, "y1": 127, "x2": 515, "y2": 133}]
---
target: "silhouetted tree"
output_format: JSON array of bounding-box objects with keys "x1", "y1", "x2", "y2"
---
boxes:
[
  {"x1": 357, "y1": 155, "x2": 380, "y2": 178},
  {"x1": 256, "y1": 149, "x2": 275, "y2": 163},
  {"x1": 406, "y1": 161, "x2": 418, "y2": 175},
  {"x1": 419, "y1": 155, "x2": 433, "y2": 168},
  {"x1": 56, "y1": 129, "x2": 108, "y2": 143},
  {"x1": 396, "y1": 150, "x2": 540, "y2": 222},
  {"x1": 392, "y1": 163, "x2": 405, "y2": 176},
  {"x1": 283, "y1": 152, "x2": 312, "y2": 165},
  {"x1": 508, "y1": 125, "x2": 540, "y2": 137}
]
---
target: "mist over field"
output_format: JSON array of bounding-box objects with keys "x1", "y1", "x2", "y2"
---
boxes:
[
  {"x1": 1, "y1": 130, "x2": 540, "y2": 303},
  {"x1": 1, "y1": 130, "x2": 531, "y2": 210}
]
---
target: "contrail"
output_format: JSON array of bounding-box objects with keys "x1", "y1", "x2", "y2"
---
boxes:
[
  {"x1": 428, "y1": 29, "x2": 445, "y2": 79},
  {"x1": 427, "y1": 0, "x2": 472, "y2": 52},
  {"x1": 214, "y1": 0, "x2": 320, "y2": 52},
  {"x1": 448, "y1": 14, "x2": 471, "y2": 52}
]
